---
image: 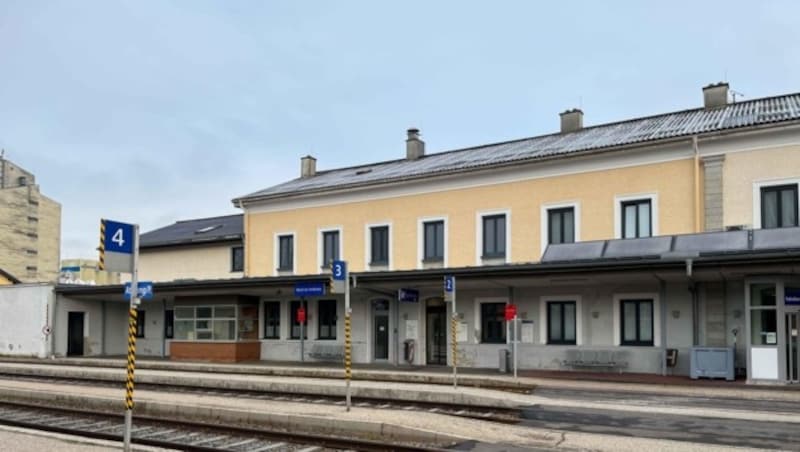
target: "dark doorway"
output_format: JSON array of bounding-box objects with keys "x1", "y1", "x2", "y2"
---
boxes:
[
  {"x1": 67, "y1": 312, "x2": 84, "y2": 356},
  {"x1": 426, "y1": 303, "x2": 446, "y2": 365},
  {"x1": 374, "y1": 315, "x2": 389, "y2": 360}
]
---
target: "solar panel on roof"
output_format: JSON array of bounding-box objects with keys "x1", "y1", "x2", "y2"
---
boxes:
[
  {"x1": 541, "y1": 241, "x2": 605, "y2": 262},
  {"x1": 603, "y1": 236, "x2": 672, "y2": 258},
  {"x1": 672, "y1": 230, "x2": 749, "y2": 254},
  {"x1": 752, "y1": 227, "x2": 800, "y2": 250}
]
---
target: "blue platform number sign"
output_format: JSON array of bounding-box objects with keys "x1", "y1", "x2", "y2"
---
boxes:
[
  {"x1": 104, "y1": 220, "x2": 134, "y2": 254},
  {"x1": 332, "y1": 260, "x2": 347, "y2": 281},
  {"x1": 445, "y1": 276, "x2": 455, "y2": 293}
]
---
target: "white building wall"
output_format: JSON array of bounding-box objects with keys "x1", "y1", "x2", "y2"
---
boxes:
[{"x1": 0, "y1": 284, "x2": 53, "y2": 358}]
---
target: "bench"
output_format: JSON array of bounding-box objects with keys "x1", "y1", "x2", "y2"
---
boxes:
[
  {"x1": 562, "y1": 350, "x2": 628, "y2": 373},
  {"x1": 309, "y1": 343, "x2": 345, "y2": 361}
]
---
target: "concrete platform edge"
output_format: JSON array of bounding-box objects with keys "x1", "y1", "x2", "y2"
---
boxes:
[{"x1": 0, "y1": 386, "x2": 464, "y2": 446}]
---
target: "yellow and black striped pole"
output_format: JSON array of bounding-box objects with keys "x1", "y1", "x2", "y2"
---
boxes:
[
  {"x1": 452, "y1": 314, "x2": 458, "y2": 388},
  {"x1": 98, "y1": 219, "x2": 106, "y2": 271},
  {"x1": 344, "y1": 311, "x2": 352, "y2": 410},
  {"x1": 125, "y1": 308, "x2": 137, "y2": 411}
]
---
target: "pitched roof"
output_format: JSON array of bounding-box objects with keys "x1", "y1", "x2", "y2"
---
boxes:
[
  {"x1": 0, "y1": 268, "x2": 20, "y2": 284},
  {"x1": 140, "y1": 214, "x2": 243, "y2": 249},
  {"x1": 235, "y1": 92, "x2": 800, "y2": 204}
]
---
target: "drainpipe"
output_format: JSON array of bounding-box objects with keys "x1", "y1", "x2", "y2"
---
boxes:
[
  {"x1": 687, "y1": 259, "x2": 699, "y2": 346},
  {"x1": 693, "y1": 136, "x2": 701, "y2": 233},
  {"x1": 654, "y1": 275, "x2": 668, "y2": 376}
]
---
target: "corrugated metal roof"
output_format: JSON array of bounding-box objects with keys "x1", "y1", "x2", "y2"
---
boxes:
[
  {"x1": 235, "y1": 93, "x2": 800, "y2": 203},
  {"x1": 140, "y1": 214, "x2": 243, "y2": 248}
]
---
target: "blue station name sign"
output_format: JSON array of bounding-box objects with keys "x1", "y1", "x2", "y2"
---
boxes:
[{"x1": 295, "y1": 281, "x2": 326, "y2": 297}]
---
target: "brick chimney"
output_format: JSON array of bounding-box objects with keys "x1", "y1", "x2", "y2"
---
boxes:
[
  {"x1": 300, "y1": 155, "x2": 316, "y2": 178},
  {"x1": 560, "y1": 109, "x2": 584, "y2": 134},
  {"x1": 406, "y1": 128, "x2": 425, "y2": 160},
  {"x1": 703, "y1": 82, "x2": 729, "y2": 109}
]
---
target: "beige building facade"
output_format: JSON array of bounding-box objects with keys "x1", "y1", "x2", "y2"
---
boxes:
[
  {"x1": 59, "y1": 259, "x2": 120, "y2": 285},
  {"x1": 0, "y1": 155, "x2": 61, "y2": 283}
]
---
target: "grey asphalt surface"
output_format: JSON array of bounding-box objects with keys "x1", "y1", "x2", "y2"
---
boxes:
[{"x1": 524, "y1": 387, "x2": 800, "y2": 450}]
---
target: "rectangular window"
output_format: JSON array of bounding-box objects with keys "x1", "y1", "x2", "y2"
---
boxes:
[
  {"x1": 231, "y1": 246, "x2": 244, "y2": 272},
  {"x1": 423, "y1": 220, "x2": 445, "y2": 261},
  {"x1": 164, "y1": 310, "x2": 174, "y2": 339},
  {"x1": 318, "y1": 300, "x2": 337, "y2": 340},
  {"x1": 290, "y1": 300, "x2": 308, "y2": 339},
  {"x1": 370, "y1": 226, "x2": 389, "y2": 265},
  {"x1": 172, "y1": 305, "x2": 237, "y2": 341},
  {"x1": 621, "y1": 199, "x2": 652, "y2": 239},
  {"x1": 135, "y1": 310, "x2": 145, "y2": 338},
  {"x1": 548, "y1": 207, "x2": 575, "y2": 245},
  {"x1": 761, "y1": 184, "x2": 798, "y2": 229},
  {"x1": 481, "y1": 302, "x2": 506, "y2": 344},
  {"x1": 620, "y1": 299, "x2": 654, "y2": 346},
  {"x1": 482, "y1": 214, "x2": 506, "y2": 258},
  {"x1": 263, "y1": 301, "x2": 280, "y2": 339},
  {"x1": 547, "y1": 301, "x2": 576, "y2": 345},
  {"x1": 322, "y1": 231, "x2": 340, "y2": 267},
  {"x1": 278, "y1": 235, "x2": 294, "y2": 271}
]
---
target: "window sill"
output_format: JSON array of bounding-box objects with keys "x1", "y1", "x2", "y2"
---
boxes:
[{"x1": 422, "y1": 258, "x2": 444, "y2": 263}]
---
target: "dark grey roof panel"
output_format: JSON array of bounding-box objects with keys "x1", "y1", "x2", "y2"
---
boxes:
[
  {"x1": 604, "y1": 236, "x2": 672, "y2": 258},
  {"x1": 673, "y1": 230, "x2": 749, "y2": 255},
  {"x1": 541, "y1": 241, "x2": 605, "y2": 262},
  {"x1": 236, "y1": 93, "x2": 800, "y2": 202},
  {"x1": 752, "y1": 227, "x2": 800, "y2": 250},
  {"x1": 140, "y1": 214, "x2": 243, "y2": 248}
]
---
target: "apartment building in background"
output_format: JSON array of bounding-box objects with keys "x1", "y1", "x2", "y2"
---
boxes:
[
  {"x1": 56, "y1": 83, "x2": 800, "y2": 383},
  {"x1": 0, "y1": 154, "x2": 61, "y2": 282}
]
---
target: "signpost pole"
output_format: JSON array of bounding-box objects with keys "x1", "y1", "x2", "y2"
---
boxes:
[
  {"x1": 123, "y1": 225, "x2": 140, "y2": 452},
  {"x1": 344, "y1": 265, "x2": 352, "y2": 412},
  {"x1": 513, "y1": 315, "x2": 518, "y2": 380},
  {"x1": 452, "y1": 278, "x2": 458, "y2": 389}
]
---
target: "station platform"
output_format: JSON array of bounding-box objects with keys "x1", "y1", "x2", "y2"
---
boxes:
[{"x1": 1, "y1": 355, "x2": 798, "y2": 398}]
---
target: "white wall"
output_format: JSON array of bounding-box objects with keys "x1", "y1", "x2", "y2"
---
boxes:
[{"x1": 0, "y1": 284, "x2": 53, "y2": 358}]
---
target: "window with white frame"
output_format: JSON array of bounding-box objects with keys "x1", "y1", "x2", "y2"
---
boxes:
[
  {"x1": 621, "y1": 199, "x2": 652, "y2": 239},
  {"x1": 548, "y1": 207, "x2": 575, "y2": 245},
  {"x1": 277, "y1": 235, "x2": 294, "y2": 271},
  {"x1": 370, "y1": 226, "x2": 390, "y2": 265},
  {"x1": 547, "y1": 301, "x2": 576, "y2": 345},
  {"x1": 423, "y1": 220, "x2": 445, "y2": 262},
  {"x1": 480, "y1": 302, "x2": 506, "y2": 343},
  {"x1": 481, "y1": 214, "x2": 506, "y2": 259},
  {"x1": 173, "y1": 306, "x2": 237, "y2": 341},
  {"x1": 321, "y1": 230, "x2": 340, "y2": 268},
  {"x1": 620, "y1": 299, "x2": 654, "y2": 346},
  {"x1": 761, "y1": 184, "x2": 798, "y2": 229}
]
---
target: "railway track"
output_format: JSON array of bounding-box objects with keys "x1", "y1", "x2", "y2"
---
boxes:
[
  {"x1": 0, "y1": 372, "x2": 522, "y2": 424},
  {"x1": 0, "y1": 401, "x2": 445, "y2": 452}
]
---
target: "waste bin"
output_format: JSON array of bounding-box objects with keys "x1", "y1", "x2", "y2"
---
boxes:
[{"x1": 498, "y1": 349, "x2": 510, "y2": 373}]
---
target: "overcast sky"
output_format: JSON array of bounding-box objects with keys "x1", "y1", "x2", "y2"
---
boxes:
[{"x1": 1, "y1": 1, "x2": 799, "y2": 259}]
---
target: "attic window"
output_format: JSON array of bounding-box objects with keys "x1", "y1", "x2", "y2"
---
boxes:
[
  {"x1": 195, "y1": 224, "x2": 222, "y2": 234},
  {"x1": 355, "y1": 169, "x2": 372, "y2": 176}
]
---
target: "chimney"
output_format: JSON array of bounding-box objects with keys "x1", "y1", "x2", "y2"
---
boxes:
[
  {"x1": 703, "y1": 82, "x2": 729, "y2": 109},
  {"x1": 406, "y1": 128, "x2": 425, "y2": 160},
  {"x1": 559, "y1": 109, "x2": 584, "y2": 134},
  {"x1": 300, "y1": 155, "x2": 316, "y2": 178}
]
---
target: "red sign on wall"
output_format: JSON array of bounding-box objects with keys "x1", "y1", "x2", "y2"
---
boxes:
[
  {"x1": 297, "y1": 307, "x2": 306, "y2": 323},
  {"x1": 504, "y1": 304, "x2": 517, "y2": 321}
]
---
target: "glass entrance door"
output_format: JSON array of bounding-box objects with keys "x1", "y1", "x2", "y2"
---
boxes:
[
  {"x1": 426, "y1": 305, "x2": 446, "y2": 365},
  {"x1": 786, "y1": 311, "x2": 800, "y2": 383},
  {"x1": 374, "y1": 315, "x2": 389, "y2": 360}
]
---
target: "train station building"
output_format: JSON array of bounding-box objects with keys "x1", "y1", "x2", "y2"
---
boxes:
[{"x1": 7, "y1": 83, "x2": 800, "y2": 384}]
